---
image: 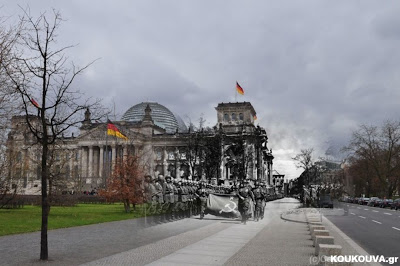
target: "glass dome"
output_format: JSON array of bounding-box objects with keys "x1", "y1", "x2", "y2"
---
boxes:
[{"x1": 121, "y1": 102, "x2": 187, "y2": 133}]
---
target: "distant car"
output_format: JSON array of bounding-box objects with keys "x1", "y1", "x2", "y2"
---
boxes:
[
  {"x1": 390, "y1": 199, "x2": 400, "y2": 210},
  {"x1": 373, "y1": 199, "x2": 383, "y2": 207},
  {"x1": 367, "y1": 197, "x2": 380, "y2": 206},
  {"x1": 360, "y1": 197, "x2": 370, "y2": 205},
  {"x1": 380, "y1": 199, "x2": 393, "y2": 208},
  {"x1": 318, "y1": 195, "x2": 334, "y2": 208}
]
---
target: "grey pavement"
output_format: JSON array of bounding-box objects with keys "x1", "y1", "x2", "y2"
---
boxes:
[
  {"x1": 83, "y1": 198, "x2": 315, "y2": 266},
  {"x1": 1, "y1": 198, "x2": 324, "y2": 266}
]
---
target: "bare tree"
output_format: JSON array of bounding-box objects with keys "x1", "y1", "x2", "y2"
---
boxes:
[
  {"x1": 0, "y1": 13, "x2": 24, "y2": 207},
  {"x1": 3, "y1": 9, "x2": 104, "y2": 260},
  {"x1": 344, "y1": 121, "x2": 400, "y2": 198}
]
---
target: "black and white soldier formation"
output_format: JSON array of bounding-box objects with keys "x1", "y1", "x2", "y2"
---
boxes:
[{"x1": 143, "y1": 175, "x2": 270, "y2": 225}]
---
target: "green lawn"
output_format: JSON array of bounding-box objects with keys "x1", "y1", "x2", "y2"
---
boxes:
[{"x1": 0, "y1": 204, "x2": 147, "y2": 236}]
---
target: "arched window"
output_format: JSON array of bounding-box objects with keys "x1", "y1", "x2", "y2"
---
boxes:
[
  {"x1": 239, "y1": 113, "x2": 244, "y2": 120},
  {"x1": 224, "y1": 113, "x2": 229, "y2": 121},
  {"x1": 232, "y1": 113, "x2": 237, "y2": 120}
]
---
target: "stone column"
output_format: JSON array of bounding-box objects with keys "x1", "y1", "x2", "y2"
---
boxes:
[
  {"x1": 123, "y1": 145, "x2": 128, "y2": 158},
  {"x1": 81, "y1": 147, "x2": 87, "y2": 178},
  {"x1": 163, "y1": 148, "x2": 168, "y2": 176},
  {"x1": 176, "y1": 162, "x2": 181, "y2": 179},
  {"x1": 99, "y1": 146, "x2": 104, "y2": 178},
  {"x1": 88, "y1": 146, "x2": 93, "y2": 177},
  {"x1": 69, "y1": 150, "x2": 74, "y2": 180},
  {"x1": 111, "y1": 145, "x2": 116, "y2": 171}
]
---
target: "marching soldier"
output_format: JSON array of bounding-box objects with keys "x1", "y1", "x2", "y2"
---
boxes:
[
  {"x1": 143, "y1": 175, "x2": 157, "y2": 214},
  {"x1": 237, "y1": 180, "x2": 255, "y2": 225},
  {"x1": 196, "y1": 181, "x2": 209, "y2": 219},
  {"x1": 163, "y1": 176, "x2": 175, "y2": 221},
  {"x1": 154, "y1": 176, "x2": 164, "y2": 215},
  {"x1": 252, "y1": 181, "x2": 264, "y2": 222},
  {"x1": 180, "y1": 180, "x2": 189, "y2": 217},
  {"x1": 260, "y1": 182, "x2": 267, "y2": 219}
]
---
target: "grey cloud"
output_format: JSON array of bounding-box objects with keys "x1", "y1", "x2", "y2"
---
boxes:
[{"x1": 3, "y1": 0, "x2": 400, "y2": 178}]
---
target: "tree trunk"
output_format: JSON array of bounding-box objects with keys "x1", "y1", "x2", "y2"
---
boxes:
[
  {"x1": 40, "y1": 141, "x2": 49, "y2": 260},
  {"x1": 124, "y1": 200, "x2": 130, "y2": 213}
]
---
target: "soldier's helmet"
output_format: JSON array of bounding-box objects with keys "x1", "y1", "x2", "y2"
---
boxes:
[
  {"x1": 165, "y1": 175, "x2": 172, "y2": 181},
  {"x1": 255, "y1": 181, "x2": 260, "y2": 186},
  {"x1": 145, "y1": 175, "x2": 152, "y2": 181}
]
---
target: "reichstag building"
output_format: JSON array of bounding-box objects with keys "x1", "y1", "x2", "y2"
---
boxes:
[{"x1": 7, "y1": 101, "x2": 274, "y2": 195}]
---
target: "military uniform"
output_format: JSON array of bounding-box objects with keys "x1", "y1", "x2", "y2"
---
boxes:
[
  {"x1": 237, "y1": 182, "x2": 254, "y2": 224},
  {"x1": 260, "y1": 182, "x2": 267, "y2": 219},
  {"x1": 144, "y1": 176, "x2": 157, "y2": 214},
  {"x1": 252, "y1": 183, "x2": 264, "y2": 222},
  {"x1": 163, "y1": 176, "x2": 175, "y2": 220},
  {"x1": 196, "y1": 183, "x2": 209, "y2": 219}
]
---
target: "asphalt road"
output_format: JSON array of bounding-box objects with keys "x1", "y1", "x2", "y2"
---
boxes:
[{"x1": 324, "y1": 202, "x2": 400, "y2": 260}]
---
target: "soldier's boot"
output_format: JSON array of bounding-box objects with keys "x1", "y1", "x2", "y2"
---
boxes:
[{"x1": 200, "y1": 211, "x2": 204, "y2": 219}]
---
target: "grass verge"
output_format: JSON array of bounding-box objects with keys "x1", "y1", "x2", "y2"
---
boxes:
[{"x1": 0, "y1": 203, "x2": 146, "y2": 236}]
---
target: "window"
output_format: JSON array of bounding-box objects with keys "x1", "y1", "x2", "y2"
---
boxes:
[
  {"x1": 168, "y1": 151, "x2": 175, "y2": 160},
  {"x1": 239, "y1": 113, "x2": 244, "y2": 120},
  {"x1": 224, "y1": 113, "x2": 229, "y2": 121},
  {"x1": 232, "y1": 113, "x2": 237, "y2": 120},
  {"x1": 155, "y1": 149, "x2": 162, "y2": 160},
  {"x1": 180, "y1": 152, "x2": 186, "y2": 160}
]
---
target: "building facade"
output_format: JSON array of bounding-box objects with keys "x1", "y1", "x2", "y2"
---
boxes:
[{"x1": 6, "y1": 101, "x2": 274, "y2": 195}]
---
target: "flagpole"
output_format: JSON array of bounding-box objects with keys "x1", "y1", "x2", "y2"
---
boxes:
[{"x1": 105, "y1": 118, "x2": 109, "y2": 188}]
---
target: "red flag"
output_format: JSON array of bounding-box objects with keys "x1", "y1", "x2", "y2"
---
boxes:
[
  {"x1": 30, "y1": 98, "x2": 40, "y2": 109},
  {"x1": 236, "y1": 82, "x2": 244, "y2": 95}
]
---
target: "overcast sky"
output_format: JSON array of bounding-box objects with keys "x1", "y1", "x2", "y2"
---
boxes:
[{"x1": 3, "y1": 1, "x2": 400, "y2": 179}]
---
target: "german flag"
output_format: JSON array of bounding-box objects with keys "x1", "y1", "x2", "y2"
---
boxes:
[
  {"x1": 30, "y1": 98, "x2": 40, "y2": 109},
  {"x1": 236, "y1": 82, "x2": 244, "y2": 95},
  {"x1": 107, "y1": 120, "x2": 128, "y2": 140}
]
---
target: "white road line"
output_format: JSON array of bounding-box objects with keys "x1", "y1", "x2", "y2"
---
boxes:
[
  {"x1": 357, "y1": 207, "x2": 361, "y2": 209},
  {"x1": 372, "y1": 220, "x2": 382, "y2": 224},
  {"x1": 350, "y1": 213, "x2": 355, "y2": 215},
  {"x1": 384, "y1": 212, "x2": 392, "y2": 216},
  {"x1": 359, "y1": 216, "x2": 366, "y2": 219},
  {"x1": 393, "y1": 227, "x2": 400, "y2": 231},
  {"x1": 364, "y1": 208, "x2": 368, "y2": 211},
  {"x1": 347, "y1": 205, "x2": 349, "y2": 207},
  {"x1": 372, "y1": 210, "x2": 379, "y2": 213}
]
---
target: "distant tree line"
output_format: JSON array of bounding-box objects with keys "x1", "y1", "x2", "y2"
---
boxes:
[{"x1": 344, "y1": 120, "x2": 400, "y2": 199}]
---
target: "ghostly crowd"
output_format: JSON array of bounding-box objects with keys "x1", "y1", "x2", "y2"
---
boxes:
[{"x1": 143, "y1": 175, "x2": 271, "y2": 225}]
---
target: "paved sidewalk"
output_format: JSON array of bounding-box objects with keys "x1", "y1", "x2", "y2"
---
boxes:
[
  {"x1": 1, "y1": 198, "x2": 317, "y2": 266},
  {"x1": 83, "y1": 198, "x2": 314, "y2": 266}
]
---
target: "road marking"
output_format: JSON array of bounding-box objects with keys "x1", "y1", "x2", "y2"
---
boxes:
[
  {"x1": 357, "y1": 207, "x2": 361, "y2": 209},
  {"x1": 350, "y1": 213, "x2": 355, "y2": 215},
  {"x1": 393, "y1": 227, "x2": 400, "y2": 231},
  {"x1": 364, "y1": 208, "x2": 368, "y2": 211},
  {"x1": 384, "y1": 212, "x2": 392, "y2": 216},
  {"x1": 372, "y1": 220, "x2": 382, "y2": 224},
  {"x1": 347, "y1": 205, "x2": 349, "y2": 207},
  {"x1": 372, "y1": 210, "x2": 379, "y2": 213},
  {"x1": 359, "y1": 216, "x2": 366, "y2": 219}
]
